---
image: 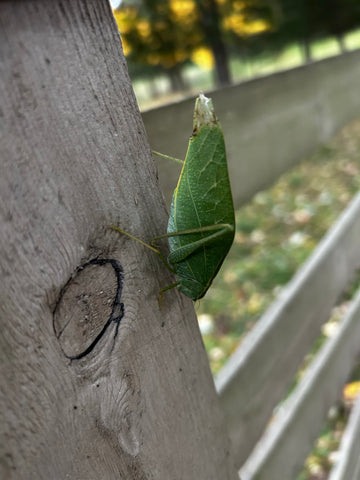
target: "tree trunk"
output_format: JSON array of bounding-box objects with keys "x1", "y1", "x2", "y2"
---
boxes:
[
  {"x1": 336, "y1": 33, "x2": 347, "y2": 53},
  {"x1": 302, "y1": 38, "x2": 312, "y2": 63},
  {"x1": 168, "y1": 64, "x2": 188, "y2": 92},
  {"x1": 0, "y1": 1, "x2": 237, "y2": 479},
  {"x1": 196, "y1": 0, "x2": 232, "y2": 87}
]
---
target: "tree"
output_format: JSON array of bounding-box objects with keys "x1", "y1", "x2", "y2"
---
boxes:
[
  {"x1": 255, "y1": 0, "x2": 360, "y2": 61},
  {"x1": 114, "y1": 0, "x2": 279, "y2": 90},
  {"x1": 0, "y1": 1, "x2": 237, "y2": 478},
  {"x1": 194, "y1": 0, "x2": 232, "y2": 86},
  {"x1": 304, "y1": 0, "x2": 360, "y2": 52},
  {"x1": 114, "y1": 0, "x2": 200, "y2": 91},
  {"x1": 114, "y1": 0, "x2": 233, "y2": 89}
]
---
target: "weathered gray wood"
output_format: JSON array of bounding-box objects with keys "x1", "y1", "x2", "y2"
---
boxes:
[
  {"x1": 142, "y1": 50, "x2": 360, "y2": 208},
  {"x1": 240, "y1": 288, "x2": 360, "y2": 480},
  {"x1": 329, "y1": 389, "x2": 360, "y2": 480},
  {"x1": 216, "y1": 192, "x2": 360, "y2": 468},
  {"x1": 0, "y1": 2, "x2": 237, "y2": 479}
]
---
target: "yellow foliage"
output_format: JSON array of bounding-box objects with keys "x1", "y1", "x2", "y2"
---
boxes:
[
  {"x1": 113, "y1": 8, "x2": 135, "y2": 55},
  {"x1": 191, "y1": 47, "x2": 214, "y2": 69},
  {"x1": 147, "y1": 52, "x2": 161, "y2": 66},
  {"x1": 112, "y1": 8, "x2": 136, "y2": 34},
  {"x1": 247, "y1": 292, "x2": 263, "y2": 314},
  {"x1": 343, "y1": 381, "x2": 360, "y2": 403},
  {"x1": 121, "y1": 36, "x2": 132, "y2": 56},
  {"x1": 223, "y1": 13, "x2": 269, "y2": 37},
  {"x1": 170, "y1": 0, "x2": 197, "y2": 22},
  {"x1": 232, "y1": 0, "x2": 246, "y2": 11},
  {"x1": 137, "y1": 19, "x2": 152, "y2": 40},
  {"x1": 148, "y1": 50, "x2": 187, "y2": 67}
]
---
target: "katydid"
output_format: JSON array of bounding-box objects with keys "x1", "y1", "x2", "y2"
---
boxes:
[{"x1": 113, "y1": 93, "x2": 235, "y2": 301}]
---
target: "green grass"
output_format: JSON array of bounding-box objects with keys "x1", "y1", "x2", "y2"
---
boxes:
[
  {"x1": 345, "y1": 28, "x2": 360, "y2": 49},
  {"x1": 229, "y1": 29, "x2": 360, "y2": 81},
  {"x1": 229, "y1": 42, "x2": 305, "y2": 80}
]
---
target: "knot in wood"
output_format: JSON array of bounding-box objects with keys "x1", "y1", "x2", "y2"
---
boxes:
[{"x1": 53, "y1": 259, "x2": 124, "y2": 359}]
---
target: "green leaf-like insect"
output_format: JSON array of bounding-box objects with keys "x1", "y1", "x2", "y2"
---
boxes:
[{"x1": 113, "y1": 93, "x2": 235, "y2": 301}]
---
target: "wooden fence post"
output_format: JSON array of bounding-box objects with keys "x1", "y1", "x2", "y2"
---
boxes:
[{"x1": 0, "y1": 1, "x2": 237, "y2": 478}]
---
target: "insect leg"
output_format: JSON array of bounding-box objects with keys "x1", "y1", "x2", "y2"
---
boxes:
[
  {"x1": 165, "y1": 224, "x2": 234, "y2": 264},
  {"x1": 152, "y1": 151, "x2": 184, "y2": 165},
  {"x1": 158, "y1": 281, "x2": 181, "y2": 306},
  {"x1": 111, "y1": 226, "x2": 175, "y2": 273},
  {"x1": 152, "y1": 223, "x2": 232, "y2": 243}
]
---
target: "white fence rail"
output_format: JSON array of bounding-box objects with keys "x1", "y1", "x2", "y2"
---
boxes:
[
  {"x1": 329, "y1": 390, "x2": 360, "y2": 480},
  {"x1": 240, "y1": 288, "x2": 360, "y2": 480},
  {"x1": 215, "y1": 192, "x2": 360, "y2": 478}
]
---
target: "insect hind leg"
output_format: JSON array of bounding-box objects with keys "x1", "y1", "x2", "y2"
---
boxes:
[
  {"x1": 166, "y1": 224, "x2": 234, "y2": 264},
  {"x1": 158, "y1": 281, "x2": 180, "y2": 306}
]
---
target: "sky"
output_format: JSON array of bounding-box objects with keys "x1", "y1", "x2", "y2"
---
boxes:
[{"x1": 109, "y1": 0, "x2": 122, "y2": 9}]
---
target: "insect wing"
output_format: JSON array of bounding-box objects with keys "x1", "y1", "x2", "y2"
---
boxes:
[{"x1": 167, "y1": 97, "x2": 235, "y2": 300}]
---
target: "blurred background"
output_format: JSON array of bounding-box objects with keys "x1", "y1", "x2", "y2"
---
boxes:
[
  {"x1": 110, "y1": 0, "x2": 360, "y2": 109},
  {"x1": 110, "y1": 2, "x2": 360, "y2": 478}
]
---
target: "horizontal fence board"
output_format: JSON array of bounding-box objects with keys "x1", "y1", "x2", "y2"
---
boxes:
[
  {"x1": 143, "y1": 51, "x2": 360, "y2": 208},
  {"x1": 215, "y1": 192, "x2": 360, "y2": 468},
  {"x1": 328, "y1": 390, "x2": 360, "y2": 480},
  {"x1": 240, "y1": 288, "x2": 360, "y2": 480}
]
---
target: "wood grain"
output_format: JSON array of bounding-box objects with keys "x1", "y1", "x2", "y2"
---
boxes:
[{"x1": 0, "y1": 1, "x2": 237, "y2": 478}]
